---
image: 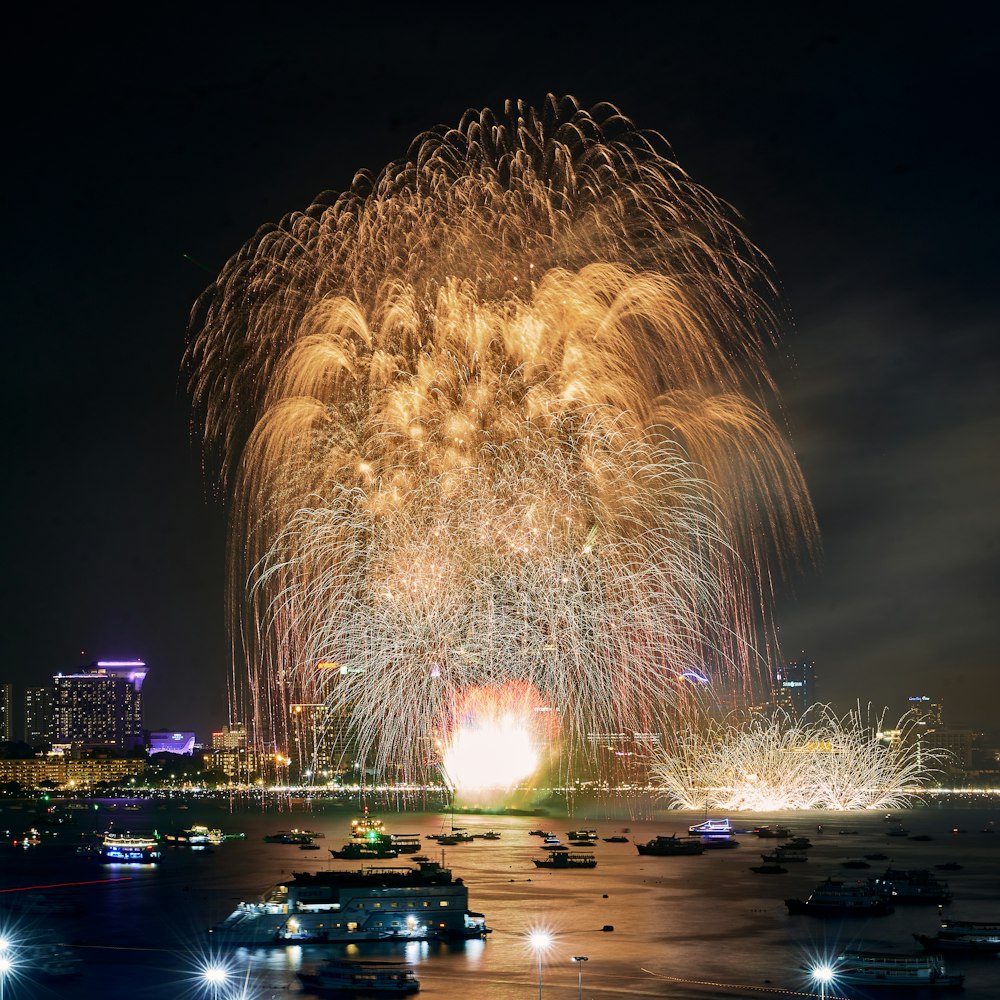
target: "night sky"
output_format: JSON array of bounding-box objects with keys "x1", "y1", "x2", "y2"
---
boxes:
[{"x1": 4, "y1": 7, "x2": 997, "y2": 738}]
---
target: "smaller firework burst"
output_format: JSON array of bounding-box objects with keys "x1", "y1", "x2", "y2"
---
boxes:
[{"x1": 653, "y1": 704, "x2": 947, "y2": 811}]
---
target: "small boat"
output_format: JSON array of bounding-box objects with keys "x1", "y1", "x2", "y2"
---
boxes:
[
  {"x1": 840, "y1": 859, "x2": 871, "y2": 869},
  {"x1": 781, "y1": 837, "x2": 812, "y2": 850},
  {"x1": 785, "y1": 877, "x2": 895, "y2": 917},
  {"x1": 533, "y1": 851, "x2": 597, "y2": 869},
  {"x1": 542, "y1": 835, "x2": 562, "y2": 847},
  {"x1": 528, "y1": 829, "x2": 551, "y2": 837},
  {"x1": 264, "y1": 831, "x2": 314, "y2": 844},
  {"x1": 298, "y1": 958, "x2": 420, "y2": 994},
  {"x1": 834, "y1": 950, "x2": 963, "y2": 989},
  {"x1": 635, "y1": 835, "x2": 704, "y2": 857},
  {"x1": 299, "y1": 843, "x2": 321, "y2": 850},
  {"x1": 602, "y1": 835, "x2": 629, "y2": 843},
  {"x1": 475, "y1": 831, "x2": 501, "y2": 840},
  {"x1": 750, "y1": 864, "x2": 787, "y2": 874},
  {"x1": 566, "y1": 829, "x2": 597, "y2": 840}
]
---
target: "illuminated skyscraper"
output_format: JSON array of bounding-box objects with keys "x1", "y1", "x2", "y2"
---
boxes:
[
  {"x1": 52, "y1": 660, "x2": 148, "y2": 752},
  {"x1": 24, "y1": 686, "x2": 54, "y2": 749},
  {"x1": 0, "y1": 683, "x2": 12, "y2": 741},
  {"x1": 773, "y1": 655, "x2": 816, "y2": 717}
]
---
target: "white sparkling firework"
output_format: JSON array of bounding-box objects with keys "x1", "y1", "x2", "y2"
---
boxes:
[
  {"x1": 187, "y1": 96, "x2": 816, "y2": 780},
  {"x1": 653, "y1": 705, "x2": 946, "y2": 811}
]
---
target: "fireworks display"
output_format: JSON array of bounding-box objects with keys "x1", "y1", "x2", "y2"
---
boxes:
[
  {"x1": 653, "y1": 705, "x2": 945, "y2": 811},
  {"x1": 187, "y1": 95, "x2": 816, "y2": 782}
]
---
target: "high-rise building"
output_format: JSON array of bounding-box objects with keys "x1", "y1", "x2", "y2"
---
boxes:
[
  {"x1": 906, "y1": 695, "x2": 944, "y2": 728},
  {"x1": 0, "y1": 683, "x2": 13, "y2": 742},
  {"x1": 52, "y1": 660, "x2": 148, "y2": 752},
  {"x1": 773, "y1": 655, "x2": 816, "y2": 717},
  {"x1": 24, "y1": 686, "x2": 54, "y2": 749}
]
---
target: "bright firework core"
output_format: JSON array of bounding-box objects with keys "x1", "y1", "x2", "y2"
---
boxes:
[{"x1": 188, "y1": 95, "x2": 816, "y2": 785}]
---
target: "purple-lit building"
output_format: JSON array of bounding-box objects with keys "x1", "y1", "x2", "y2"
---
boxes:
[
  {"x1": 149, "y1": 731, "x2": 196, "y2": 755},
  {"x1": 52, "y1": 660, "x2": 148, "y2": 753}
]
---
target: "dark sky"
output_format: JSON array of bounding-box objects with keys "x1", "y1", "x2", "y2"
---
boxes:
[{"x1": 4, "y1": 6, "x2": 997, "y2": 738}]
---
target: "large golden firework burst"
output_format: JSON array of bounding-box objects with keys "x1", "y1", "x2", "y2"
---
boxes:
[{"x1": 187, "y1": 95, "x2": 816, "y2": 781}]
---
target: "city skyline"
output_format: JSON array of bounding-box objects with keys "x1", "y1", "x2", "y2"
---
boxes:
[{"x1": 4, "y1": 8, "x2": 997, "y2": 737}]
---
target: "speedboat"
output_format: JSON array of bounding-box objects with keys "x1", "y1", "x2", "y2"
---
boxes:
[{"x1": 834, "y1": 950, "x2": 963, "y2": 989}]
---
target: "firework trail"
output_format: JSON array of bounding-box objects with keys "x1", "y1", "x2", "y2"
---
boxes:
[
  {"x1": 187, "y1": 95, "x2": 816, "y2": 780},
  {"x1": 653, "y1": 705, "x2": 946, "y2": 811}
]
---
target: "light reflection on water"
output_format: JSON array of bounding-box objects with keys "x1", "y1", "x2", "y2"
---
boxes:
[{"x1": 0, "y1": 799, "x2": 998, "y2": 998}]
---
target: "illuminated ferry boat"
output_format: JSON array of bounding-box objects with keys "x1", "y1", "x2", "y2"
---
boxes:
[
  {"x1": 873, "y1": 868, "x2": 953, "y2": 904},
  {"x1": 688, "y1": 818, "x2": 732, "y2": 836},
  {"x1": 298, "y1": 959, "x2": 419, "y2": 994},
  {"x1": 834, "y1": 950, "x2": 963, "y2": 989},
  {"x1": 209, "y1": 860, "x2": 491, "y2": 946},
  {"x1": 100, "y1": 832, "x2": 161, "y2": 863}
]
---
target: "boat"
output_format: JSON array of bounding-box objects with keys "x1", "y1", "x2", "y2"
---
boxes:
[
  {"x1": 210, "y1": 860, "x2": 491, "y2": 946},
  {"x1": 566, "y1": 829, "x2": 597, "y2": 840},
  {"x1": 935, "y1": 862, "x2": 963, "y2": 871},
  {"x1": 760, "y1": 849, "x2": 807, "y2": 863},
  {"x1": 635, "y1": 835, "x2": 704, "y2": 856},
  {"x1": 330, "y1": 842, "x2": 399, "y2": 860},
  {"x1": 299, "y1": 843, "x2": 321, "y2": 850},
  {"x1": 298, "y1": 958, "x2": 420, "y2": 994},
  {"x1": 528, "y1": 829, "x2": 551, "y2": 837},
  {"x1": 834, "y1": 950, "x2": 963, "y2": 989},
  {"x1": 100, "y1": 831, "x2": 161, "y2": 863},
  {"x1": 753, "y1": 825, "x2": 792, "y2": 839},
  {"x1": 914, "y1": 917, "x2": 1000, "y2": 954},
  {"x1": 750, "y1": 864, "x2": 787, "y2": 874},
  {"x1": 840, "y1": 859, "x2": 871, "y2": 869},
  {"x1": 264, "y1": 831, "x2": 314, "y2": 844},
  {"x1": 873, "y1": 868, "x2": 953, "y2": 904},
  {"x1": 688, "y1": 818, "x2": 732, "y2": 836},
  {"x1": 602, "y1": 835, "x2": 629, "y2": 843},
  {"x1": 533, "y1": 851, "x2": 596, "y2": 869},
  {"x1": 698, "y1": 834, "x2": 739, "y2": 850},
  {"x1": 474, "y1": 831, "x2": 501, "y2": 840},
  {"x1": 781, "y1": 837, "x2": 812, "y2": 850},
  {"x1": 785, "y1": 877, "x2": 895, "y2": 916}
]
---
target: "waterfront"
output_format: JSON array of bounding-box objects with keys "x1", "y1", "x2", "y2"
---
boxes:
[{"x1": 1, "y1": 798, "x2": 999, "y2": 998}]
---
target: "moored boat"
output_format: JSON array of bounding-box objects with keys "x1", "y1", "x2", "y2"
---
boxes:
[
  {"x1": 100, "y1": 831, "x2": 161, "y2": 863},
  {"x1": 298, "y1": 958, "x2": 420, "y2": 994},
  {"x1": 834, "y1": 950, "x2": 963, "y2": 989},
  {"x1": 533, "y1": 851, "x2": 596, "y2": 869},
  {"x1": 914, "y1": 916, "x2": 1000, "y2": 954},
  {"x1": 635, "y1": 834, "x2": 704, "y2": 857},
  {"x1": 785, "y1": 877, "x2": 895, "y2": 917}
]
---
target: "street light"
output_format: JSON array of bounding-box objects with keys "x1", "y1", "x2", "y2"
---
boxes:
[
  {"x1": 811, "y1": 962, "x2": 836, "y2": 999},
  {"x1": 528, "y1": 931, "x2": 553, "y2": 1000},
  {"x1": 571, "y1": 956, "x2": 589, "y2": 1000},
  {"x1": 202, "y1": 963, "x2": 230, "y2": 1000},
  {"x1": 0, "y1": 955, "x2": 11, "y2": 1000}
]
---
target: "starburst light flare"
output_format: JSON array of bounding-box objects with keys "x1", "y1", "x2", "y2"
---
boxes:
[
  {"x1": 653, "y1": 705, "x2": 945, "y2": 811},
  {"x1": 187, "y1": 95, "x2": 817, "y2": 781}
]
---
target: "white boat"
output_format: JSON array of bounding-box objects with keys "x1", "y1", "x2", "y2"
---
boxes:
[
  {"x1": 835, "y1": 950, "x2": 963, "y2": 989},
  {"x1": 298, "y1": 958, "x2": 419, "y2": 994},
  {"x1": 688, "y1": 818, "x2": 732, "y2": 836},
  {"x1": 915, "y1": 916, "x2": 1000, "y2": 954}
]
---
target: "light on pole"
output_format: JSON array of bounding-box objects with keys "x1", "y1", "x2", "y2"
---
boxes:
[
  {"x1": 571, "y1": 956, "x2": 589, "y2": 1000},
  {"x1": 811, "y1": 962, "x2": 835, "y2": 999},
  {"x1": 203, "y1": 963, "x2": 230, "y2": 1000},
  {"x1": 528, "y1": 931, "x2": 553, "y2": 1000},
  {"x1": 0, "y1": 954, "x2": 11, "y2": 1000}
]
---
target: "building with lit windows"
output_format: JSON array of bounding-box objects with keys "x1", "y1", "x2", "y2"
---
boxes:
[
  {"x1": 24, "y1": 686, "x2": 54, "y2": 749},
  {"x1": 0, "y1": 683, "x2": 12, "y2": 742},
  {"x1": 52, "y1": 660, "x2": 148, "y2": 752},
  {"x1": 773, "y1": 655, "x2": 816, "y2": 717}
]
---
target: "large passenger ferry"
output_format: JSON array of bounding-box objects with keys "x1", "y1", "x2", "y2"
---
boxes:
[{"x1": 209, "y1": 860, "x2": 491, "y2": 945}]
